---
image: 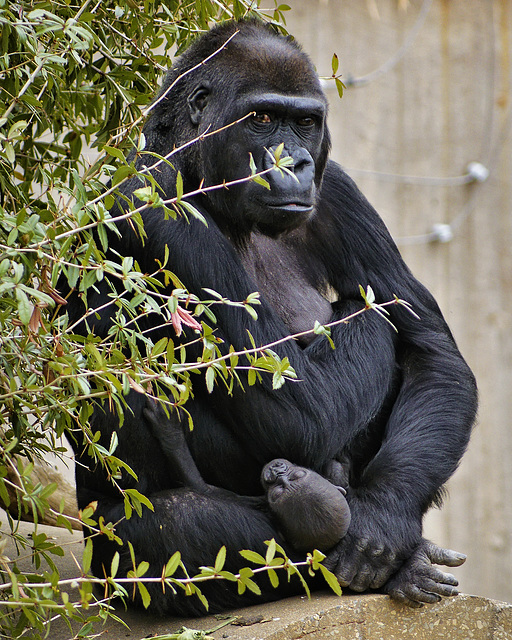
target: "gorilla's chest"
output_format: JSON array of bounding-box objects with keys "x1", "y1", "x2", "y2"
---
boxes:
[{"x1": 238, "y1": 233, "x2": 333, "y2": 342}]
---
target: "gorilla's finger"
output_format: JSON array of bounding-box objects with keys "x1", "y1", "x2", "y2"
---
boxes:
[
  {"x1": 349, "y1": 565, "x2": 374, "y2": 592},
  {"x1": 370, "y1": 565, "x2": 395, "y2": 589},
  {"x1": 388, "y1": 588, "x2": 424, "y2": 608},
  {"x1": 355, "y1": 537, "x2": 370, "y2": 553},
  {"x1": 420, "y1": 578, "x2": 459, "y2": 598},
  {"x1": 402, "y1": 584, "x2": 441, "y2": 605},
  {"x1": 322, "y1": 553, "x2": 337, "y2": 571},
  {"x1": 426, "y1": 567, "x2": 458, "y2": 586},
  {"x1": 370, "y1": 544, "x2": 385, "y2": 557},
  {"x1": 383, "y1": 549, "x2": 397, "y2": 565},
  {"x1": 332, "y1": 556, "x2": 359, "y2": 587},
  {"x1": 336, "y1": 569, "x2": 358, "y2": 588},
  {"x1": 424, "y1": 540, "x2": 466, "y2": 567}
]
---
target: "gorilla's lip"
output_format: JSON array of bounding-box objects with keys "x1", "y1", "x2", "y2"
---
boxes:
[{"x1": 267, "y1": 202, "x2": 314, "y2": 214}]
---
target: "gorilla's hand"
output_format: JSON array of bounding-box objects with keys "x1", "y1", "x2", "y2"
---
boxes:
[
  {"x1": 383, "y1": 539, "x2": 466, "y2": 607},
  {"x1": 323, "y1": 499, "x2": 413, "y2": 592}
]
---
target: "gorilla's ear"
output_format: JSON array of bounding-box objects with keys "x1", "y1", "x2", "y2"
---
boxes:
[{"x1": 187, "y1": 86, "x2": 210, "y2": 125}]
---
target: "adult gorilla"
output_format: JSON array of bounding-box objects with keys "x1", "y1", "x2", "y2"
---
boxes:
[{"x1": 66, "y1": 19, "x2": 477, "y2": 615}]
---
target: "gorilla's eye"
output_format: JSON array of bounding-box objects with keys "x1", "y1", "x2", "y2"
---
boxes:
[
  {"x1": 253, "y1": 113, "x2": 272, "y2": 124},
  {"x1": 289, "y1": 469, "x2": 307, "y2": 481},
  {"x1": 297, "y1": 117, "x2": 315, "y2": 127}
]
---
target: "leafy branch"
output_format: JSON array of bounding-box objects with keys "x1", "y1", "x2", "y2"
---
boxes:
[{"x1": 0, "y1": 538, "x2": 341, "y2": 616}]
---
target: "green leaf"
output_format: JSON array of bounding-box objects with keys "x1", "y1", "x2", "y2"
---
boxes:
[
  {"x1": 265, "y1": 538, "x2": 276, "y2": 564},
  {"x1": 103, "y1": 145, "x2": 127, "y2": 162},
  {"x1": 152, "y1": 337, "x2": 168, "y2": 357},
  {"x1": 0, "y1": 480, "x2": 11, "y2": 508},
  {"x1": 179, "y1": 199, "x2": 208, "y2": 226},
  {"x1": 272, "y1": 372, "x2": 285, "y2": 390},
  {"x1": 133, "y1": 186, "x2": 154, "y2": 202},
  {"x1": 176, "y1": 170, "x2": 183, "y2": 201},
  {"x1": 15, "y1": 288, "x2": 32, "y2": 325},
  {"x1": 218, "y1": 570, "x2": 237, "y2": 582},
  {"x1": 247, "y1": 368, "x2": 257, "y2": 386},
  {"x1": 273, "y1": 142, "x2": 285, "y2": 162},
  {"x1": 82, "y1": 538, "x2": 93, "y2": 574},
  {"x1": 112, "y1": 164, "x2": 137, "y2": 186},
  {"x1": 239, "y1": 549, "x2": 266, "y2": 565},
  {"x1": 85, "y1": 342, "x2": 105, "y2": 368},
  {"x1": 136, "y1": 560, "x2": 149, "y2": 577},
  {"x1": 214, "y1": 546, "x2": 226, "y2": 572},
  {"x1": 335, "y1": 77, "x2": 345, "y2": 99},
  {"x1": 124, "y1": 488, "x2": 154, "y2": 515},
  {"x1": 319, "y1": 563, "x2": 343, "y2": 596},
  {"x1": 4, "y1": 143, "x2": 15, "y2": 165},
  {"x1": 249, "y1": 152, "x2": 257, "y2": 175},
  {"x1": 332, "y1": 53, "x2": 339, "y2": 75},
  {"x1": 252, "y1": 174, "x2": 271, "y2": 190},
  {"x1": 195, "y1": 586, "x2": 209, "y2": 611},
  {"x1": 268, "y1": 568, "x2": 279, "y2": 588},
  {"x1": 77, "y1": 622, "x2": 94, "y2": 637},
  {"x1": 240, "y1": 575, "x2": 261, "y2": 595},
  {"x1": 309, "y1": 548, "x2": 326, "y2": 570},
  {"x1": 205, "y1": 366, "x2": 215, "y2": 393},
  {"x1": 111, "y1": 552, "x2": 120, "y2": 578},
  {"x1": 137, "y1": 581, "x2": 152, "y2": 608},
  {"x1": 39, "y1": 482, "x2": 58, "y2": 500},
  {"x1": 164, "y1": 551, "x2": 182, "y2": 577}
]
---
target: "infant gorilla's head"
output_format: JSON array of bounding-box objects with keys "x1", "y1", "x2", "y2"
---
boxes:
[{"x1": 261, "y1": 459, "x2": 351, "y2": 552}]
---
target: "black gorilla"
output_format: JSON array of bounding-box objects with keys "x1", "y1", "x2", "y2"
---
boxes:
[{"x1": 66, "y1": 19, "x2": 477, "y2": 615}]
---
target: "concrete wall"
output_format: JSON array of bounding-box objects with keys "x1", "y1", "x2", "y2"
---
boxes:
[{"x1": 283, "y1": 0, "x2": 512, "y2": 604}]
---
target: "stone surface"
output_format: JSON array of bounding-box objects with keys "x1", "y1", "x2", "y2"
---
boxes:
[
  {"x1": 165, "y1": 593, "x2": 512, "y2": 640},
  {"x1": 3, "y1": 513, "x2": 511, "y2": 639},
  {"x1": 47, "y1": 592, "x2": 512, "y2": 639}
]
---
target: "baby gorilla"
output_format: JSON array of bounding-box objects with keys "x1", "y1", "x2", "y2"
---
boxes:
[
  {"x1": 144, "y1": 399, "x2": 350, "y2": 553},
  {"x1": 261, "y1": 459, "x2": 351, "y2": 552}
]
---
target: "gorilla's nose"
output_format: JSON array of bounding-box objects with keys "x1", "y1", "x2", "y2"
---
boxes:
[
  {"x1": 264, "y1": 147, "x2": 315, "y2": 185},
  {"x1": 261, "y1": 458, "x2": 290, "y2": 484}
]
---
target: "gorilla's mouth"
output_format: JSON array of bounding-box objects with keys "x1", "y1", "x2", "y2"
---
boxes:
[
  {"x1": 269, "y1": 202, "x2": 314, "y2": 214},
  {"x1": 255, "y1": 201, "x2": 315, "y2": 235}
]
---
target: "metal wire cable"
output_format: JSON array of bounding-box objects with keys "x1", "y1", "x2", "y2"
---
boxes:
[
  {"x1": 345, "y1": 0, "x2": 434, "y2": 88},
  {"x1": 337, "y1": 1, "x2": 502, "y2": 245}
]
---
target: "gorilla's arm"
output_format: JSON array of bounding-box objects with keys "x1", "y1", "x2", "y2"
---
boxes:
[{"x1": 318, "y1": 164, "x2": 476, "y2": 597}]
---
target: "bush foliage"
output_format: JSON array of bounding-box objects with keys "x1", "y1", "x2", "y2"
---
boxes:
[{"x1": 0, "y1": 1, "x2": 332, "y2": 637}]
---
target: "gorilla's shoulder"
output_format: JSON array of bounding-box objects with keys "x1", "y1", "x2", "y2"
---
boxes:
[
  {"x1": 321, "y1": 160, "x2": 360, "y2": 198},
  {"x1": 320, "y1": 160, "x2": 379, "y2": 224}
]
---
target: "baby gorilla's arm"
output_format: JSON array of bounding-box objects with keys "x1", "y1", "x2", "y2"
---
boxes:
[
  {"x1": 143, "y1": 398, "x2": 264, "y2": 507},
  {"x1": 261, "y1": 459, "x2": 351, "y2": 552},
  {"x1": 143, "y1": 398, "x2": 209, "y2": 492}
]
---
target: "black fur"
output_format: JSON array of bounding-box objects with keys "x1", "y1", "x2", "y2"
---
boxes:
[{"x1": 66, "y1": 19, "x2": 477, "y2": 615}]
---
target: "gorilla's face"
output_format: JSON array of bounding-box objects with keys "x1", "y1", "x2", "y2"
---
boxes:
[{"x1": 184, "y1": 44, "x2": 329, "y2": 236}]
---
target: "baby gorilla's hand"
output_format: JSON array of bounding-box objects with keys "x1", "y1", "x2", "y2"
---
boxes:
[{"x1": 143, "y1": 397, "x2": 184, "y2": 449}]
